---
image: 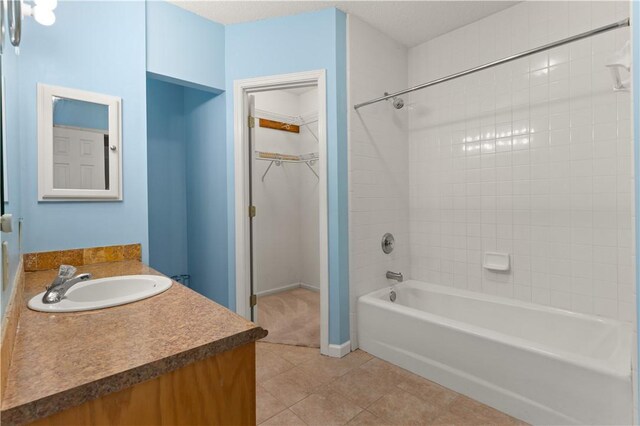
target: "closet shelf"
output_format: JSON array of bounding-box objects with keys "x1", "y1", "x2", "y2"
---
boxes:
[
  {"x1": 256, "y1": 151, "x2": 318, "y2": 163},
  {"x1": 256, "y1": 151, "x2": 319, "y2": 181},
  {"x1": 254, "y1": 108, "x2": 319, "y2": 142},
  {"x1": 255, "y1": 108, "x2": 318, "y2": 126}
]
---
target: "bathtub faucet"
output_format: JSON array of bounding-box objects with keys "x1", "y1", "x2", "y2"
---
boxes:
[{"x1": 386, "y1": 271, "x2": 403, "y2": 282}]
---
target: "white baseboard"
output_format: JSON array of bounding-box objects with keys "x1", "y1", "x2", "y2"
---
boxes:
[
  {"x1": 327, "y1": 340, "x2": 351, "y2": 358},
  {"x1": 300, "y1": 282, "x2": 320, "y2": 292},
  {"x1": 256, "y1": 282, "x2": 320, "y2": 297},
  {"x1": 255, "y1": 283, "x2": 300, "y2": 297}
]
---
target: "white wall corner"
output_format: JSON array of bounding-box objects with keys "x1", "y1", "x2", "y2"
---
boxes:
[
  {"x1": 350, "y1": 312, "x2": 359, "y2": 350},
  {"x1": 300, "y1": 282, "x2": 320, "y2": 292},
  {"x1": 327, "y1": 340, "x2": 351, "y2": 358}
]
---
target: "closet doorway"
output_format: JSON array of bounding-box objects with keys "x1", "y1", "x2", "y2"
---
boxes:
[{"x1": 234, "y1": 71, "x2": 329, "y2": 355}]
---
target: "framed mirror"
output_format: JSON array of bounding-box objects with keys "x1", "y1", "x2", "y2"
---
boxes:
[{"x1": 37, "y1": 84, "x2": 122, "y2": 200}]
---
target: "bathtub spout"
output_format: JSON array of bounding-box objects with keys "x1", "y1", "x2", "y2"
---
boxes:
[{"x1": 386, "y1": 271, "x2": 403, "y2": 282}]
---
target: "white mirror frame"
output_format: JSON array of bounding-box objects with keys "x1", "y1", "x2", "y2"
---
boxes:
[{"x1": 37, "y1": 83, "x2": 122, "y2": 201}]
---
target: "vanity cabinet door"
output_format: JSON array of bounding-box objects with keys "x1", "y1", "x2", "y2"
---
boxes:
[{"x1": 30, "y1": 343, "x2": 257, "y2": 426}]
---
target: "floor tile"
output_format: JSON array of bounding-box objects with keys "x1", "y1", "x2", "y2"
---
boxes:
[
  {"x1": 259, "y1": 341, "x2": 318, "y2": 365},
  {"x1": 356, "y1": 358, "x2": 408, "y2": 387},
  {"x1": 368, "y1": 388, "x2": 443, "y2": 425},
  {"x1": 261, "y1": 363, "x2": 332, "y2": 407},
  {"x1": 290, "y1": 391, "x2": 364, "y2": 425},
  {"x1": 429, "y1": 410, "x2": 473, "y2": 425},
  {"x1": 261, "y1": 371, "x2": 312, "y2": 407},
  {"x1": 446, "y1": 395, "x2": 521, "y2": 425},
  {"x1": 257, "y1": 384, "x2": 287, "y2": 424},
  {"x1": 396, "y1": 375, "x2": 458, "y2": 411},
  {"x1": 326, "y1": 367, "x2": 399, "y2": 408},
  {"x1": 257, "y1": 347, "x2": 296, "y2": 383},
  {"x1": 261, "y1": 408, "x2": 307, "y2": 426},
  {"x1": 346, "y1": 410, "x2": 386, "y2": 425},
  {"x1": 256, "y1": 343, "x2": 525, "y2": 426},
  {"x1": 300, "y1": 349, "x2": 373, "y2": 379}
]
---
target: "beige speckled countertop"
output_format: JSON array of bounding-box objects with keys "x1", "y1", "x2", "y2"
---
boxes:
[{"x1": 0, "y1": 260, "x2": 267, "y2": 425}]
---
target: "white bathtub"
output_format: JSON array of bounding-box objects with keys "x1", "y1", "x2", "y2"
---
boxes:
[{"x1": 357, "y1": 280, "x2": 633, "y2": 425}]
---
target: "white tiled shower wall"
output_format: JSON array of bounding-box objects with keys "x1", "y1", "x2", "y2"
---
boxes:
[
  {"x1": 348, "y1": 16, "x2": 409, "y2": 347},
  {"x1": 408, "y1": 1, "x2": 634, "y2": 322}
]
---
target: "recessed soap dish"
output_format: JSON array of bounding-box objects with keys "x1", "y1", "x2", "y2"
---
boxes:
[{"x1": 483, "y1": 252, "x2": 510, "y2": 272}]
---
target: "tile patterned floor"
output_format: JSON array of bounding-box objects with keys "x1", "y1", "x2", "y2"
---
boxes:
[{"x1": 256, "y1": 342, "x2": 526, "y2": 425}]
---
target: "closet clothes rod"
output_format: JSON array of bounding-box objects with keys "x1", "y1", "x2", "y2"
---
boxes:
[
  {"x1": 256, "y1": 152, "x2": 319, "y2": 182},
  {"x1": 259, "y1": 158, "x2": 319, "y2": 182},
  {"x1": 354, "y1": 18, "x2": 631, "y2": 110}
]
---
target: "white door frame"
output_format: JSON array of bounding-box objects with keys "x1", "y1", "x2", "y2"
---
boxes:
[{"x1": 233, "y1": 70, "x2": 330, "y2": 356}]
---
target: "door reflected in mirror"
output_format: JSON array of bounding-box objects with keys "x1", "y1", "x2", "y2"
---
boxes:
[{"x1": 52, "y1": 97, "x2": 110, "y2": 190}]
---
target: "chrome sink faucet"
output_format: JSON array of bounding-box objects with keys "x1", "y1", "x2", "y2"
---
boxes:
[
  {"x1": 42, "y1": 265, "x2": 92, "y2": 304},
  {"x1": 386, "y1": 271, "x2": 403, "y2": 282}
]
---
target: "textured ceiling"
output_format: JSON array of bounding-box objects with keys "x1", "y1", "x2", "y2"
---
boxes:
[{"x1": 170, "y1": 1, "x2": 519, "y2": 47}]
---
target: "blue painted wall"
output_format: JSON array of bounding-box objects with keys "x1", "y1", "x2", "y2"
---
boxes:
[
  {"x1": 17, "y1": 1, "x2": 149, "y2": 259},
  {"x1": 146, "y1": 1, "x2": 225, "y2": 92},
  {"x1": 53, "y1": 98, "x2": 108, "y2": 131},
  {"x1": 146, "y1": 77, "x2": 189, "y2": 278},
  {"x1": 146, "y1": 75, "x2": 227, "y2": 303},
  {"x1": 185, "y1": 90, "x2": 228, "y2": 305},
  {"x1": 146, "y1": 0, "x2": 227, "y2": 303},
  {"x1": 5, "y1": 2, "x2": 350, "y2": 345},
  {"x1": 225, "y1": 8, "x2": 350, "y2": 344},
  {"x1": 0, "y1": 45, "x2": 23, "y2": 317}
]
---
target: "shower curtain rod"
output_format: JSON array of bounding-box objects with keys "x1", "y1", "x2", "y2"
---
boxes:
[{"x1": 354, "y1": 18, "x2": 631, "y2": 110}]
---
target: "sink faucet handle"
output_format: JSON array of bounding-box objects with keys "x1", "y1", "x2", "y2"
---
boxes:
[
  {"x1": 47, "y1": 265, "x2": 79, "y2": 290},
  {"x1": 57, "y1": 264, "x2": 77, "y2": 279}
]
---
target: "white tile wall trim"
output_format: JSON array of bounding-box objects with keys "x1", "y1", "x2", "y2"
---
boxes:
[{"x1": 348, "y1": 15, "x2": 410, "y2": 349}]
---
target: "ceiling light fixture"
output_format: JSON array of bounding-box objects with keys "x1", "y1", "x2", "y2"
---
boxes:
[
  {"x1": 22, "y1": 0, "x2": 57, "y2": 26},
  {"x1": 5, "y1": 0, "x2": 56, "y2": 48}
]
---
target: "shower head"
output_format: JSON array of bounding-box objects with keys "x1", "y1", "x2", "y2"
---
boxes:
[{"x1": 384, "y1": 92, "x2": 404, "y2": 109}]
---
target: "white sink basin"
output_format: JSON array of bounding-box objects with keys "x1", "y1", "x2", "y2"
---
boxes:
[{"x1": 28, "y1": 275, "x2": 173, "y2": 313}]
